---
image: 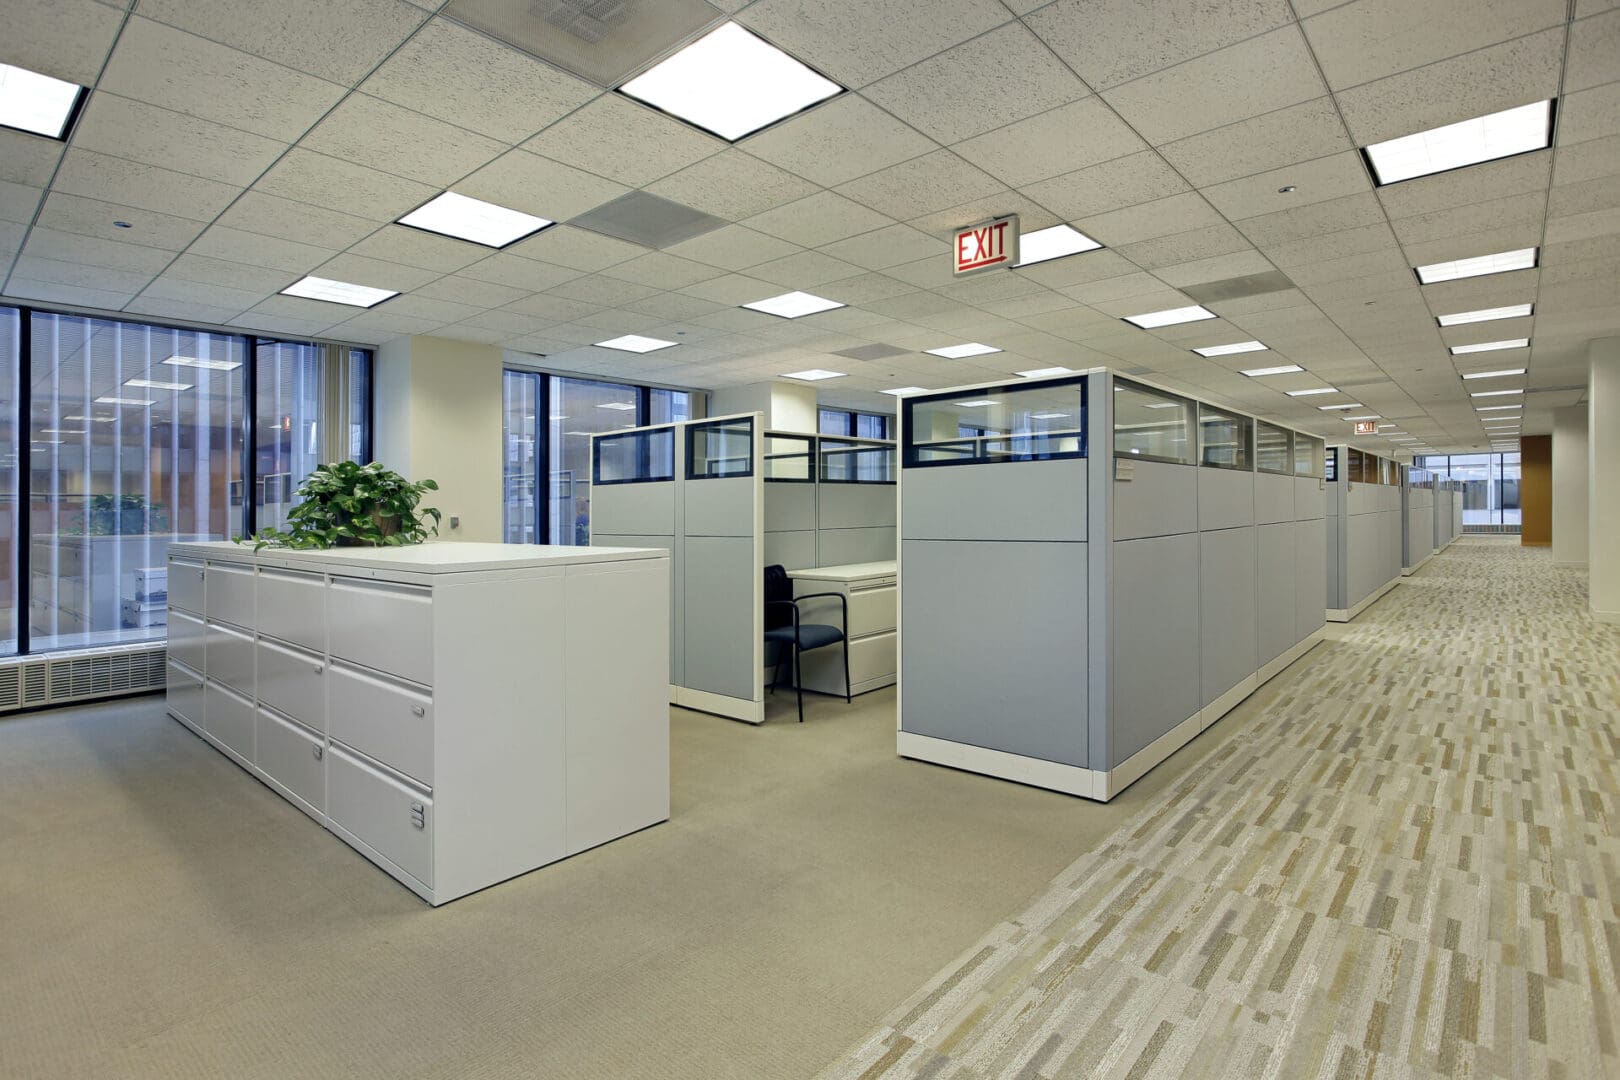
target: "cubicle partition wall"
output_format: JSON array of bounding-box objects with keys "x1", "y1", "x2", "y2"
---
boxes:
[
  {"x1": 1402, "y1": 467, "x2": 1436, "y2": 575},
  {"x1": 591, "y1": 414, "x2": 765, "y2": 723},
  {"x1": 895, "y1": 370, "x2": 1326, "y2": 802},
  {"x1": 1326, "y1": 446, "x2": 1405, "y2": 621},
  {"x1": 762, "y1": 434, "x2": 897, "y2": 568},
  {"x1": 1447, "y1": 478, "x2": 1464, "y2": 543}
]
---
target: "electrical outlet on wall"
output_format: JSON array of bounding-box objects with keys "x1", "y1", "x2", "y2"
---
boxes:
[{"x1": 449, "y1": 515, "x2": 460, "y2": 530}]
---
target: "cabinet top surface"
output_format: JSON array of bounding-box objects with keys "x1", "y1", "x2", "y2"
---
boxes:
[
  {"x1": 169, "y1": 541, "x2": 667, "y2": 574},
  {"x1": 786, "y1": 560, "x2": 897, "y2": 582}
]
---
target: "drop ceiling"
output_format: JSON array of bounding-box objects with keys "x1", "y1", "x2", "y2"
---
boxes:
[{"x1": 2, "y1": 0, "x2": 1617, "y2": 455}]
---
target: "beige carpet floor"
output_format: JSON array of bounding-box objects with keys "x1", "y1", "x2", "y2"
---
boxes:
[{"x1": 819, "y1": 539, "x2": 1620, "y2": 1080}]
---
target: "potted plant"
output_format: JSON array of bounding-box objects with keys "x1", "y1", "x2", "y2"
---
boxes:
[{"x1": 243, "y1": 461, "x2": 441, "y2": 551}]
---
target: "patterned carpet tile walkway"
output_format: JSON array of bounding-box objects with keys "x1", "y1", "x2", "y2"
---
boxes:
[{"x1": 820, "y1": 541, "x2": 1620, "y2": 1080}]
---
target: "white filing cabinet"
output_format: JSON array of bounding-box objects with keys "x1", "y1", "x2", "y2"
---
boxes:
[
  {"x1": 786, "y1": 561, "x2": 897, "y2": 696},
  {"x1": 165, "y1": 541, "x2": 670, "y2": 906}
]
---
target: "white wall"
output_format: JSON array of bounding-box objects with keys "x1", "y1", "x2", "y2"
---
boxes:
[
  {"x1": 710, "y1": 380, "x2": 818, "y2": 432},
  {"x1": 1552, "y1": 406, "x2": 1589, "y2": 567},
  {"x1": 1591, "y1": 339, "x2": 1620, "y2": 621},
  {"x1": 374, "y1": 336, "x2": 504, "y2": 543}
]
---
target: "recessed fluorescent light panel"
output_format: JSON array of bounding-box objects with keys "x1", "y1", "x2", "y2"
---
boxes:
[
  {"x1": 1287, "y1": 388, "x2": 1337, "y2": 397},
  {"x1": 95, "y1": 396, "x2": 157, "y2": 407},
  {"x1": 1460, "y1": 368, "x2": 1527, "y2": 380},
  {"x1": 1193, "y1": 340, "x2": 1267, "y2": 357},
  {"x1": 925, "y1": 342, "x2": 1000, "y2": 359},
  {"x1": 124, "y1": 378, "x2": 193, "y2": 391},
  {"x1": 1014, "y1": 225, "x2": 1102, "y2": 267},
  {"x1": 742, "y1": 291, "x2": 844, "y2": 318},
  {"x1": 595, "y1": 334, "x2": 677, "y2": 353},
  {"x1": 1414, "y1": 248, "x2": 1537, "y2": 284},
  {"x1": 1015, "y1": 367, "x2": 1074, "y2": 378},
  {"x1": 1241, "y1": 364, "x2": 1304, "y2": 377},
  {"x1": 880, "y1": 386, "x2": 928, "y2": 396},
  {"x1": 1436, "y1": 303, "x2": 1533, "y2": 327},
  {"x1": 1318, "y1": 403, "x2": 1363, "y2": 411},
  {"x1": 1363, "y1": 100, "x2": 1553, "y2": 186},
  {"x1": 1475, "y1": 404, "x2": 1521, "y2": 411},
  {"x1": 0, "y1": 63, "x2": 85, "y2": 139},
  {"x1": 281, "y1": 276, "x2": 398, "y2": 308},
  {"x1": 397, "y1": 191, "x2": 552, "y2": 248},
  {"x1": 1122, "y1": 305, "x2": 1216, "y2": 329},
  {"x1": 1471, "y1": 389, "x2": 1523, "y2": 397},
  {"x1": 162, "y1": 355, "x2": 242, "y2": 372},
  {"x1": 780, "y1": 369, "x2": 845, "y2": 381},
  {"x1": 1450, "y1": 339, "x2": 1528, "y2": 355},
  {"x1": 1346, "y1": 415, "x2": 1381, "y2": 421},
  {"x1": 618, "y1": 22, "x2": 843, "y2": 142}
]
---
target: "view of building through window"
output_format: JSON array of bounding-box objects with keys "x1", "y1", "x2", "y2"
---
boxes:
[{"x1": 1416, "y1": 452, "x2": 1522, "y2": 527}]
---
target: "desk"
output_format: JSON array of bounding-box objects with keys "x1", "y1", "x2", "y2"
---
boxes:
[{"x1": 786, "y1": 561, "x2": 896, "y2": 696}]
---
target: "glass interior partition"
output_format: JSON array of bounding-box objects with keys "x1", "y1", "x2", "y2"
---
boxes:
[
  {"x1": 903, "y1": 378, "x2": 1087, "y2": 467},
  {"x1": 1198, "y1": 404, "x2": 1253, "y2": 470},
  {"x1": 1294, "y1": 434, "x2": 1324, "y2": 478},
  {"x1": 764, "y1": 433, "x2": 814, "y2": 482},
  {"x1": 1256, "y1": 421, "x2": 1291, "y2": 474},
  {"x1": 820, "y1": 438, "x2": 894, "y2": 483},
  {"x1": 1346, "y1": 448, "x2": 1370, "y2": 484},
  {"x1": 1112, "y1": 380, "x2": 1194, "y2": 463},
  {"x1": 687, "y1": 417, "x2": 754, "y2": 479},
  {"x1": 593, "y1": 427, "x2": 675, "y2": 486}
]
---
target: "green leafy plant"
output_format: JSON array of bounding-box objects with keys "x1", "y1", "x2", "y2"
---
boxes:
[
  {"x1": 242, "y1": 461, "x2": 440, "y2": 551},
  {"x1": 79, "y1": 494, "x2": 170, "y2": 536}
]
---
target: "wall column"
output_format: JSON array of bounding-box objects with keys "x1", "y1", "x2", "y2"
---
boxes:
[
  {"x1": 1590, "y1": 339, "x2": 1620, "y2": 621},
  {"x1": 1552, "y1": 406, "x2": 1589, "y2": 567}
]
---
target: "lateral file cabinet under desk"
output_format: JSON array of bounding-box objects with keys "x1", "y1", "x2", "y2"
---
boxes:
[
  {"x1": 163, "y1": 541, "x2": 671, "y2": 906},
  {"x1": 787, "y1": 561, "x2": 897, "y2": 696}
]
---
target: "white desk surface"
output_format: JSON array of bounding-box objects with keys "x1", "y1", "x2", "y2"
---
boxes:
[
  {"x1": 786, "y1": 561, "x2": 897, "y2": 583},
  {"x1": 169, "y1": 540, "x2": 666, "y2": 575}
]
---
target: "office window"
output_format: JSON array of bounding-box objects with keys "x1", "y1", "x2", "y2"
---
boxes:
[
  {"x1": 855, "y1": 413, "x2": 889, "y2": 440},
  {"x1": 1420, "y1": 452, "x2": 1521, "y2": 525},
  {"x1": 254, "y1": 342, "x2": 373, "y2": 533},
  {"x1": 0, "y1": 307, "x2": 17, "y2": 655},
  {"x1": 29, "y1": 312, "x2": 245, "y2": 651},
  {"x1": 819, "y1": 407, "x2": 890, "y2": 439},
  {"x1": 503, "y1": 370, "x2": 541, "y2": 544},
  {"x1": 818, "y1": 407, "x2": 850, "y2": 436},
  {"x1": 551, "y1": 377, "x2": 639, "y2": 545}
]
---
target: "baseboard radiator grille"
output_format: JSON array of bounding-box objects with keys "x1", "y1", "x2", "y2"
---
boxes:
[
  {"x1": 0, "y1": 644, "x2": 168, "y2": 714},
  {"x1": 1463, "y1": 524, "x2": 1521, "y2": 535}
]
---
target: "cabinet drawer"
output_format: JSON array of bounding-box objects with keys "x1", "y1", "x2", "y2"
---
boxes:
[
  {"x1": 327, "y1": 662, "x2": 433, "y2": 785},
  {"x1": 169, "y1": 558, "x2": 205, "y2": 615},
  {"x1": 204, "y1": 562, "x2": 254, "y2": 628},
  {"x1": 166, "y1": 661, "x2": 204, "y2": 729},
  {"x1": 257, "y1": 568, "x2": 325, "y2": 652},
  {"x1": 257, "y1": 638, "x2": 325, "y2": 732},
  {"x1": 793, "y1": 583, "x2": 896, "y2": 636},
  {"x1": 167, "y1": 610, "x2": 206, "y2": 673},
  {"x1": 204, "y1": 680, "x2": 254, "y2": 760},
  {"x1": 797, "y1": 629, "x2": 896, "y2": 696},
  {"x1": 256, "y1": 707, "x2": 324, "y2": 812},
  {"x1": 328, "y1": 578, "x2": 433, "y2": 686},
  {"x1": 327, "y1": 743, "x2": 432, "y2": 888},
  {"x1": 206, "y1": 621, "x2": 255, "y2": 697}
]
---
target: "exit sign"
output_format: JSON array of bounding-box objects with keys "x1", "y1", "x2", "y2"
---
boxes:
[
  {"x1": 1354, "y1": 420, "x2": 1377, "y2": 435},
  {"x1": 953, "y1": 215, "x2": 1019, "y2": 275}
]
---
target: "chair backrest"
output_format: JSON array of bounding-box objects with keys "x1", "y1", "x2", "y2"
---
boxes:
[{"x1": 764, "y1": 564, "x2": 792, "y2": 630}]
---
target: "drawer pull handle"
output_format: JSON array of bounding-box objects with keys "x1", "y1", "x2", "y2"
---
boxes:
[
  {"x1": 312, "y1": 744, "x2": 323, "y2": 761},
  {"x1": 411, "y1": 704, "x2": 425, "y2": 717},
  {"x1": 313, "y1": 664, "x2": 323, "y2": 675},
  {"x1": 409, "y1": 802, "x2": 426, "y2": 829}
]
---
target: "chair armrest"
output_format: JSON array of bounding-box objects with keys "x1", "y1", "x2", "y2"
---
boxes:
[{"x1": 789, "y1": 590, "x2": 847, "y2": 632}]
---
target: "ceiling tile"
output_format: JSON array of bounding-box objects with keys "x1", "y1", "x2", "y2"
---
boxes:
[
  {"x1": 1377, "y1": 152, "x2": 1552, "y2": 219},
  {"x1": 1015, "y1": 248, "x2": 1143, "y2": 291},
  {"x1": 253, "y1": 149, "x2": 438, "y2": 221},
  {"x1": 1332, "y1": 28, "x2": 1566, "y2": 146},
  {"x1": 313, "y1": 252, "x2": 437, "y2": 291},
  {"x1": 0, "y1": 131, "x2": 64, "y2": 187},
  {"x1": 0, "y1": 180, "x2": 43, "y2": 226},
  {"x1": 503, "y1": 224, "x2": 646, "y2": 272},
  {"x1": 215, "y1": 191, "x2": 378, "y2": 249},
  {"x1": 1075, "y1": 191, "x2": 1226, "y2": 246},
  {"x1": 411, "y1": 274, "x2": 530, "y2": 309},
  {"x1": 522, "y1": 93, "x2": 723, "y2": 188},
  {"x1": 367, "y1": 293, "x2": 486, "y2": 323},
  {"x1": 623, "y1": 291, "x2": 725, "y2": 322},
  {"x1": 953, "y1": 97, "x2": 1148, "y2": 189},
  {"x1": 1101, "y1": 26, "x2": 1326, "y2": 145},
  {"x1": 741, "y1": 95, "x2": 936, "y2": 188},
  {"x1": 454, "y1": 252, "x2": 581, "y2": 292},
  {"x1": 162, "y1": 252, "x2": 297, "y2": 293},
  {"x1": 188, "y1": 223, "x2": 337, "y2": 273},
  {"x1": 646, "y1": 151, "x2": 818, "y2": 221},
  {"x1": 1389, "y1": 191, "x2": 1546, "y2": 247},
  {"x1": 4, "y1": 277, "x2": 138, "y2": 311},
  {"x1": 136, "y1": 0, "x2": 425, "y2": 86},
  {"x1": 599, "y1": 252, "x2": 724, "y2": 290},
  {"x1": 663, "y1": 225, "x2": 802, "y2": 272},
  {"x1": 362, "y1": 17, "x2": 598, "y2": 142},
  {"x1": 1203, "y1": 152, "x2": 1373, "y2": 220},
  {"x1": 1027, "y1": 0, "x2": 1293, "y2": 90},
  {"x1": 748, "y1": 249, "x2": 865, "y2": 288},
  {"x1": 1022, "y1": 150, "x2": 1191, "y2": 221},
  {"x1": 0, "y1": 0, "x2": 125, "y2": 85},
  {"x1": 70, "y1": 93, "x2": 287, "y2": 188},
  {"x1": 1401, "y1": 224, "x2": 1545, "y2": 267},
  {"x1": 1237, "y1": 191, "x2": 1387, "y2": 246},
  {"x1": 1552, "y1": 133, "x2": 1620, "y2": 187},
  {"x1": 301, "y1": 93, "x2": 506, "y2": 187},
  {"x1": 1259, "y1": 221, "x2": 1399, "y2": 267},
  {"x1": 122, "y1": 296, "x2": 247, "y2": 327},
  {"x1": 51, "y1": 148, "x2": 240, "y2": 223},
  {"x1": 1557, "y1": 81, "x2": 1620, "y2": 146},
  {"x1": 864, "y1": 23, "x2": 1089, "y2": 144},
  {"x1": 742, "y1": 191, "x2": 894, "y2": 248},
  {"x1": 1117, "y1": 223, "x2": 1252, "y2": 270},
  {"x1": 835, "y1": 151, "x2": 1005, "y2": 220},
  {"x1": 345, "y1": 225, "x2": 490, "y2": 273},
  {"x1": 137, "y1": 274, "x2": 265, "y2": 313},
  {"x1": 736, "y1": 0, "x2": 1013, "y2": 88},
  {"x1": 818, "y1": 223, "x2": 945, "y2": 271},
  {"x1": 818, "y1": 272, "x2": 919, "y2": 305},
  {"x1": 1566, "y1": 8, "x2": 1620, "y2": 93},
  {"x1": 34, "y1": 192, "x2": 207, "y2": 250},
  {"x1": 21, "y1": 228, "x2": 175, "y2": 275},
  {"x1": 1157, "y1": 96, "x2": 1353, "y2": 188},
  {"x1": 12, "y1": 254, "x2": 153, "y2": 294},
  {"x1": 99, "y1": 17, "x2": 347, "y2": 142},
  {"x1": 1152, "y1": 249, "x2": 1278, "y2": 288}
]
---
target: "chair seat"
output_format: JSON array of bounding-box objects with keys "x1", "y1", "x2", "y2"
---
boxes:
[{"x1": 764, "y1": 623, "x2": 845, "y2": 651}]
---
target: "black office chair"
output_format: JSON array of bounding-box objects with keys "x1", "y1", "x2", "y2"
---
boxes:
[{"x1": 763, "y1": 563, "x2": 851, "y2": 723}]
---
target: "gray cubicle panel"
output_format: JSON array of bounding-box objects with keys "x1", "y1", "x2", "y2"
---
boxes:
[
  {"x1": 1294, "y1": 450, "x2": 1327, "y2": 647},
  {"x1": 1326, "y1": 445, "x2": 1403, "y2": 622},
  {"x1": 592, "y1": 413, "x2": 764, "y2": 723},
  {"x1": 589, "y1": 424, "x2": 679, "y2": 678},
  {"x1": 761, "y1": 433, "x2": 897, "y2": 570},
  {"x1": 1402, "y1": 468, "x2": 1436, "y2": 573}
]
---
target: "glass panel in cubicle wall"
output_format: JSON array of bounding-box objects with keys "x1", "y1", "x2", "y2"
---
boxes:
[
  {"x1": 1294, "y1": 434, "x2": 1324, "y2": 478},
  {"x1": 820, "y1": 438, "x2": 894, "y2": 483},
  {"x1": 687, "y1": 417, "x2": 753, "y2": 478},
  {"x1": 1256, "y1": 421, "x2": 1291, "y2": 474},
  {"x1": 764, "y1": 433, "x2": 814, "y2": 482},
  {"x1": 1345, "y1": 448, "x2": 1370, "y2": 484},
  {"x1": 903, "y1": 378, "x2": 1087, "y2": 466},
  {"x1": 593, "y1": 428, "x2": 675, "y2": 486},
  {"x1": 0, "y1": 307, "x2": 17, "y2": 654},
  {"x1": 1113, "y1": 380, "x2": 1194, "y2": 463},
  {"x1": 1198, "y1": 404, "x2": 1253, "y2": 470},
  {"x1": 29, "y1": 312, "x2": 246, "y2": 651}
]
